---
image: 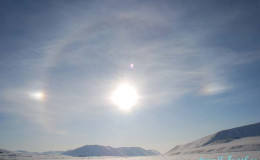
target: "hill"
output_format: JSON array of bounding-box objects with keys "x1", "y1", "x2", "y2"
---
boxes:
[
  {"x1": 63, "y1": 145, "x2": 161, "y2": 157},
  {"x1": 166, "y1": 122, "x2": 260, "y2": 155}
]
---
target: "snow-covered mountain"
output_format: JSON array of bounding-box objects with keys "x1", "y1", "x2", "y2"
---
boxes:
[
  {"x1": 42, "y1": 151, "x2": 64, "y2": 155},
  {"x1": 116, "y1": 147, "x2": 160, "y2": 156},
  {"x1": 62, "y1": 145, "x2": 161, "y2": 157},
  {"x1": 63, "y1": 145, "x2": 123, "y2": 157},
  {"x1": 166, "y1": 122, "x2": 260, "y2": 155},
  {"x1": 0, "y1": 148, "x2": 19, "y2": 159},
  {"x1": 0, "y1": 148, "x2": 12, "y2": 154}
]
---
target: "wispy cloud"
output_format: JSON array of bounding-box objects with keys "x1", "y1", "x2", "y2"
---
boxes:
[{"x1": 1, "y1": 0, "x2": 259, "y2": 138}]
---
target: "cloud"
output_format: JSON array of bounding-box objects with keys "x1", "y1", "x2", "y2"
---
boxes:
[
  {"x1": 1, "y1": 0, "x2": 260, "y2": 135},
  {"x1": 200, "y1": 83, "x2": 231, "y2": 95},
  {"x1": 1, "y1": 88, "x2": 67, "y2": 135}
]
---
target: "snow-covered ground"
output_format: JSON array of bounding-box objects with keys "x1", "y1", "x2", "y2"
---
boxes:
[{"x1": 0, "y1": 151, "x2": 259, "y2": 160}]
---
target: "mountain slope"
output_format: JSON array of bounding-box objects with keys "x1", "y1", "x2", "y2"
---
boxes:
[
  {"x1": 116, "y1": 147, "x2": 160, "y2": 156},
  {"x1": 147, "y1": 149, "x2": 161, "y2": 155},
  {"x1": 166, "y1": 122, "x2": 260, "y2": 155},
  {"x1": 0, "y1": 148, "x2": 12, "y2": 154},
  {"x1": 63, "y1": 145, "x2": 123, "y2": 157},
  {"x1": 63, "y1": 145, "x2": 161, "y2": 157},
  {"x1": 204, "y1": 122, "x2": 260, "y2": 146},
  {"x1": 42, "y1": 151, "x2": 64, "y2": 155}
]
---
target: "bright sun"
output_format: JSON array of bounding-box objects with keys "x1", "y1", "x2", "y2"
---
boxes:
[{"x1": 111, "y1": 83, "x2": 139, "y2": 111}]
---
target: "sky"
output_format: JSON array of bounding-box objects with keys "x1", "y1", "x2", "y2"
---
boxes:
[{"x1": 0, "y1": 0, "x2": 260, "y2": 153}]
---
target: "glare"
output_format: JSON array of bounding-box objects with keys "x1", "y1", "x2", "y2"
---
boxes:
[
  {"x1": 130, "y1": 63, "x2": 134, "y2": 69},
  {"x1": 111, "y1": 83, "x2": 139, "y2": 111},
  {"x1": 29, "y1": 91, "x2": 46, "y2": 101}
]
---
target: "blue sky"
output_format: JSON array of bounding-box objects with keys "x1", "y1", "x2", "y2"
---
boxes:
[{"x1": 0, "y1": 0, "x2": 260, "y2": 153}]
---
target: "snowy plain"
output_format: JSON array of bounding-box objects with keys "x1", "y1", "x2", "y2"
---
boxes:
[{"x1": 1, "y1": 151, "x2": 260, "y2": 160}]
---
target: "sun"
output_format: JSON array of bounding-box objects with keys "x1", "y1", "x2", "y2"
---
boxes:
[{"x1": 110, "y1": 83, "x2": 139, "y2": 111}]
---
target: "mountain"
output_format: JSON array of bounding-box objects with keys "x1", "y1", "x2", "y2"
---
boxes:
[
  {"x1": 63, "y1": 145, "x2": 123, "y2": 157},
  {"x1": 116, "y1": 147, "x2": 160, "y2": 156},
  {"x1": 148, "y1": 149, "x2": 161, "y2": 155},
  {"x1": 16, "y1": 150, "x2": 28, "y2": 153},
  {"x1": 0, "y1": 148, "x2": 12, "y2": 154},
  {"x1": 42, "y1": 151, "x2": 64, "y2": 155},
  {"x1": 0, "y1": 148, "x2": 18, "y2": 159},
  {"x1": 62, "y1": 145, "x2": 161, "y2": 157},
  {"x1": 166, "y1": 122, "x2": 260, "y2": 155},
  {"x1": 16, "y1": 150, "x2": 63, "y2": 155}
]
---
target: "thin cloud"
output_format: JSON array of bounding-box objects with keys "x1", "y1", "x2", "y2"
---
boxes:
[{"x1": 1, "y1": 0, "x2": 259, "y2": 137}]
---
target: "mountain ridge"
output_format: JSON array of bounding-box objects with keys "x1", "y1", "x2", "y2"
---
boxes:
[
  {"x1": 166, "y1": 122, "x2": 260, "y2": 155},
  {"x1": 62, "y1": 145, "x2": 161, "y2": 157}
]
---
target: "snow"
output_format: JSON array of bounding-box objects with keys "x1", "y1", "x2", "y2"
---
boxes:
[
  {"x1": 166, "y1": 122, "x2": 260, "y2": 155},
  {"x1": 168, "y1": 136, "x2": 260, "y2": 155},
  {"x1": 1, "y1": 123, "x2": 259, "y2": 159},
  {"x1": 0, "y1": 151, "x2": 259, "y2": 160}
]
